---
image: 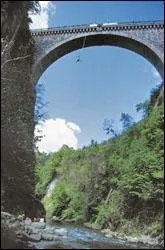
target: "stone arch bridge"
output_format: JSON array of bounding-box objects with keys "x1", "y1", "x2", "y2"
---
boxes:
[
  {"x1": 1, "y1": 20, "x2": 164, "y2": 216},
  {"x1": 31, "y1": 21, "x2": 164, "y2": 83}
]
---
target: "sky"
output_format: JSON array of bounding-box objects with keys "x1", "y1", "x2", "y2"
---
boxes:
[{"x1": 29, "y1": 1, "x2": 164, "y2": 153}]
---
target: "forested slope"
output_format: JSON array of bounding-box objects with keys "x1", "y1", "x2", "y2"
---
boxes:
[{"x1": 35, "y1": 85, "x2": 164, "y2": 237}]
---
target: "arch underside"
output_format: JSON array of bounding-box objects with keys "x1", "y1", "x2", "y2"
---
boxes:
[{"x1": 34, "y1": 33, "x2": 164, "y2": 83}]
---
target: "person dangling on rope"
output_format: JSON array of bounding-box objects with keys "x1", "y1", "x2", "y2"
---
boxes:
[
  {"x1": 76, "y1": 55, "x2": 81, "y2": 63},
  {"x1": 76, "y1": 36, "x2": 86, "y2": 63}
]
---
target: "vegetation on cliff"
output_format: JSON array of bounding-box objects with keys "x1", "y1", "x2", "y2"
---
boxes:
[
  {"x1": 35, "y1": 84, "x2": 164, "y2": 237},
  {"x1": 1, "y1": 1, "x2": 41, "y2": 216}
]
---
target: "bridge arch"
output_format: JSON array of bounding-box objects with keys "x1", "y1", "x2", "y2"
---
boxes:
[{"x1": 33, "y1": 32, "x2": 164, "y2": 83}]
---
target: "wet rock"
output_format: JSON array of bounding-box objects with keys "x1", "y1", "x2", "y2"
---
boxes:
[
  {"x1": 62, "y1": 235, "x2": 67, "y2": 239},
  {"x1": 24, "y1": 225, "x2": 34, "y2": 235},
  {"x1": 101, "y1": 228, "x2": 163, "y2": 247},
  {"x1": 54, "y1": 228, "x2": 68, "y2": 236},
  {"x1": 28, "y1": 233, "x2": 42, "y2": 242},
  {"x1": 51, "y1": 215, "x2": 62, "y2": 222},
  {"x1": 29, "y1": 227, "x2": 42, "y2": 235},
  {"x1": 1, "y1": 212, "x2": 31, "y2": 249},
  {"x1": 17, "y1": 214, "x2": 25, "y2": 222},
  {"x1": 44, "y1": 226, "x2": 55, "y2": 234},
  {"x1": 24, "y1": 220, "x2": 32, "y2": 226},
  {"x1": 54, "y1": 235, "x2": 59, "y2": 240},
  {"x1": 101, "y1": 229, "x2": 119, "y2": 239},
  {"x1": 41, "y1": 233, "x2": 54, "y2": 241},
  {"x1": 31, "y1": 222, "x2": 46, "y2": 229},
  {"x1": 138, "y1": 235, "x2": 159, "y2": 245},
  {"x1": 101, "y1": 229, "x2": 110, "y2": 234},
  {"x1": 101, "y1": 229, "x2": 113, "y2": 237},
  {"x1": 157, "y1": 233, "x2": 164, "y2": 247},
  {"x1": 125, "y1": 235, "x2": 138, "y2": 243}
]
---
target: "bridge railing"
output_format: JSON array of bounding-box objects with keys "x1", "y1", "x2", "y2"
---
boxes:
[{"x1": 31, "y1": 20, "x2": 164, "y2": 32}]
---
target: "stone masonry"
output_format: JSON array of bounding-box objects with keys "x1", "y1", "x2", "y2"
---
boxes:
[{"x1": 31, "y1": 21, "x2": 164, "y2": 83}]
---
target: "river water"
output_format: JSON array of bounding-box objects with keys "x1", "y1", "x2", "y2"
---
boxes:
[{"x1": 33, "y1": 223, "x2": 161, "y2": 249}]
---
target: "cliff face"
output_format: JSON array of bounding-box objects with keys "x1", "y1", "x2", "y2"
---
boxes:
[{"x1": 1, "y1": 1, "x2": 44, "y2": 217}]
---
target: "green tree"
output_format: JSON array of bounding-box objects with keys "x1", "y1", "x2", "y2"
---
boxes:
[
  {"x1": 103, "y1": 119, "x2": 118, "y2": 137},
  {"x1": 136, "y1": 101, "x2": 150, "y2": 117},
  {"x1": 120, "y1": 113, "x2": 134, "y2": 130}
]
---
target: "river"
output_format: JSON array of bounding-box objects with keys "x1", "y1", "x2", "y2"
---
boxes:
[
  {"x1": 34, "y1": 178, "x2": 162, "y2": 249},
  {"x1": 33, "y1": 223, "x2": 161, "y2": 249}
]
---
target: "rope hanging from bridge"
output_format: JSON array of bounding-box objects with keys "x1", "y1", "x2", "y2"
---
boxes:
[
  {"x1": 76, "y1": 35, "x2": 86, "y2": 63},
  {"x1": 82, "y1": 35, "x2": 86, "y2": 49}
]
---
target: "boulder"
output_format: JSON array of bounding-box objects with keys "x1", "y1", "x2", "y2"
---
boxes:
[
  {"x1": 138, "y1": 235, "x2": 159, "y2": 245},
  {"x1": 101, "y1": 229, "x2": 119, "y2": 239},
  {"x1": 31, "y1": 222, "x2": 46, "y2": 229},
  {"x1": 125, "y1": 235, "x2": 138, "y2": 243},
  {"x1": 28, "y1": 233, "x2": 42, "y2": 242},
  {"x1": 41, "y1": 233, "x2": 54, "y2": 241},
  {"x1": 54, "y1": 235, "x2": 59, "y2": 240},
  {"x1": 24, "y1": 225, "x2": 34, "y2": 235},
  {"x1": 1, "y1": 212, "x2": 31, "y2": 249},
  {"x1": 29, "y1": 227, "x2": 42, "y2": 235},
  {"x1": 44, "y1": 227, "x2": 55, "y2": 234},
  {"x1": 54, "y1": 228, "x2": 68, "y2": 236},
  {"x1": 51, "y1": 216, "x2": 61, "y2": 222}
]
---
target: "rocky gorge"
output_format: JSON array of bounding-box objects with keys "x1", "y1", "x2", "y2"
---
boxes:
[{"x1": 1, "y1": 211, "x2": 164, "y2": 249}]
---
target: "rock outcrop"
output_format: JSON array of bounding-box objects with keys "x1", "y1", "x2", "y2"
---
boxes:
[{"x1": 1, "y1": 211, "x2": 68, "y2": 249}]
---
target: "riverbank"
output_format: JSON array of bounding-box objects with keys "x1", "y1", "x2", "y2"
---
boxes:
[
  {"x1": 1, "y1": 212, "x2": 164, "y2": 249},
  {"x1": 101, "y1": 228, "x2": 164, "y2": 249},
  {"x1": 50, "y1": 216, "x2": 164, "y2": 248},
  {"x1": 84, "y1": 222, "x2": 164, "y2": 249}
]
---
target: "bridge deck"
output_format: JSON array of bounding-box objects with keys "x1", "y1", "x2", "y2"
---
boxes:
[{"x1": 31, "y1": 20, "x2": 164, "y2": 36}]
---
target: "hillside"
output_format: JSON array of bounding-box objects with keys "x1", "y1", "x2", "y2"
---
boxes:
[{"x1": 35, "y1": 86, "x2": 164, "y2": 238}]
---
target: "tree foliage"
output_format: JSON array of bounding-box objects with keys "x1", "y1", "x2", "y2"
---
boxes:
[
  {"x1": 120, "y1": 113, "x2": 134, "y2": 130},
  {"x1": 103, "y1": 119, "x2": 118, "y2": 137}
]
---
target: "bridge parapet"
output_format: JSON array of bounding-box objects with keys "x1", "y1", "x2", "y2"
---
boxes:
[{"x1": 31, "y1": 21, "x2": 164, "y2": 36}]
